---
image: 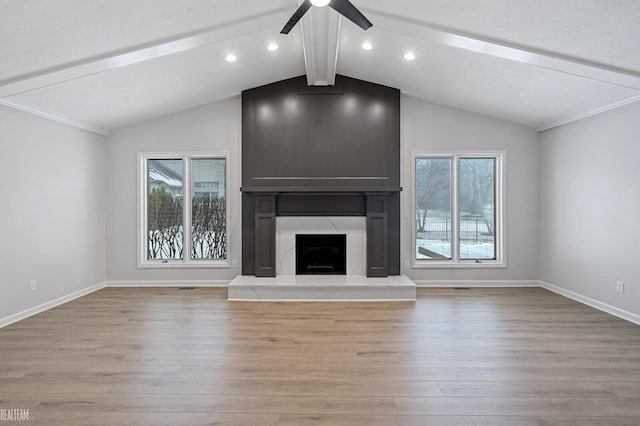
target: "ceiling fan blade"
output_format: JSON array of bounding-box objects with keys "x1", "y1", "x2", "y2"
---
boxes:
[
  {"x1": 281, "y1": 0, "x2": 313, "y2": 34},
  {"x1": 329, "y1": 0, "x2": 372, "y2": 30}
]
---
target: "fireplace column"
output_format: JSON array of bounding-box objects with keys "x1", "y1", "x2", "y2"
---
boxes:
[
  {"x1": 366, "y1": 193, "x2": 389, "y2": 277},
  {"x1": 254, "y1": 193, "x2": 276, "y2": 277}
]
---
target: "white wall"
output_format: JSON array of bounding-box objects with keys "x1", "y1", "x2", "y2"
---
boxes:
[
  {"x1": 106, "y1": 98, "x2": 242, "y2": 284},
  {"x1": 0, "y1": 105, "x2": 107, "y2": 322},
  {"x1": 106, "y1": 95, "x2": 539, "y2": 286},
  {"x1": 539, "y1": 102, "x2": 640, "y2": 318},
  {"x1": 401, "y1": 96, "x2": 540, "y2": 284},
  {"x1": 4, "y1": 87, "x2": 635, "y2": 323}
]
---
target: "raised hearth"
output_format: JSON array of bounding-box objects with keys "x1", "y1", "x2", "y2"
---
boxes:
[{"x1": 228, "y1": 275, "x2": 416, "y2": 301}]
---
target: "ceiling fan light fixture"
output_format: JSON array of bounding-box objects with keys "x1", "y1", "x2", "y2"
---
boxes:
[
  {"x1": 404, "y1": 52, "x2": 416, "y2": 61},
  {"x1": 311, "y1": 0, "x2": 331, "y2": 7},
  {"x1": 267, "y1": 43, "x2": 279, "y2": 52},
  {"x1": 362, "y1": 42, "x2": 373, "y2": 50},
  {"x1": 225, "y1": 54, "x2": 237, "y2": 62},
  {"x1": 281, "y1": 0, "x2": 371, "y2": 34}
]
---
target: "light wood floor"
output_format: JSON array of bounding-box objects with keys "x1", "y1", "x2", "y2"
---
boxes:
[{"x1": 1, "y1": 287, "x2": 639, "y2": 425}]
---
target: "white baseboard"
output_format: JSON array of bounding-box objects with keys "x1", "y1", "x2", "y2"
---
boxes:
[
  {"x1": 107, "y1": 280, "x2": 229, "y2": 287},
  {"x1": 414, "y1": 280, "x2": 540, "y2": 288},
  {"x1": 540, "y1": 281, "x2": 640, "y2": 325},
  {"x1": 0, "y1": 282, "x2": 107, "y2": 329},
  {"x1": 4, "y1": 279, "x2": 636, "y2": 328}
]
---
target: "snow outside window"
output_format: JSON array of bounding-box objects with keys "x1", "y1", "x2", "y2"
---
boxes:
[
  {"x1": 414, "y1": 152, "x2": 505, "y2": 268},
  {"x1": 138, "y1": 153, "x2": 229, "y2": 268}
]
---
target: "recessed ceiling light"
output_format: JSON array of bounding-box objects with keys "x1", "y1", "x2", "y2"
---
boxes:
[
  {"x1": 225, "y1": 54, "x2": 237, "y2": 62},
  {"x1": 267, "y1": 43, "x2": 279, "y2": 52},
  {"x1": 311, "y1": 0, "x2": 331, "y2": 6},
  {"x1": 361, "y1": 42, "x2": 373, "y2": 51},
  {"x1": 404, "y1": 52, "x2": 416, "y2": 61}
]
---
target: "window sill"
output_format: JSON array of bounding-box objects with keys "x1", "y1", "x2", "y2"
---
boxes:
[
  {"x1": 412, "y1": 261, "x2": 506, "y2": 269},
  {"x1": 137, "y1": 260, "x2": 230, "y2": 269}
]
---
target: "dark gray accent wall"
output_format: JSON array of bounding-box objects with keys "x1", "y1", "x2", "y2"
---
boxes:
[
  {"x1": 242, "y1": 75, "x2": 400, "y2": 192},
  {"x1": 241, "y1": 75, "x2": 401, "y2": 277}
]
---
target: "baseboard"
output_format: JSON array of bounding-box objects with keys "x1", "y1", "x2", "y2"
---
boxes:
[
  {"x1": 0, "y1": 282, "x2": 107, "y2": 329},
  {"x1": 414, "y1": 280, "x2": 540, "y2": 288},
  {"x1": 107, "y1": 280, "x2": 230, "y2": 287},
  {"x1": 4, "y1": 279, "x2": 635, "y2": 328},
  {"x1": 541, "y1": 281, "x2": 640, "y2": 325}
]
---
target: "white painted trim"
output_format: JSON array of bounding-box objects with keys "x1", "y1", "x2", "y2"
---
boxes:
[
  {"x1": 411, "y1": 150, "x2": 507, "y2": 268},
  {"x1": 537, "y1": 94, "x2": 640, "y2": 132},
  {"x1": 0, "y1": 282, "x2": 107, "y2": 329},
  {"x1": 0, "y1": 99, "x2": 109, "y2": 136},
  {"x1": 107, "y1": 280, "x2": 229, "y2": 288},
  {"x1": 137, "y1": 152, "x2": 231, "y2": 269},
  {"x1": 414, "y1": 280, "x2": 539, "y2": 288},
  {"x1": 540, "y1": 281, "x2": 640, "y2": 325}
]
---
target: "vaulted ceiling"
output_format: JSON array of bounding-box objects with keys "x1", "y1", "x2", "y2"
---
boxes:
[{"x1": 1, "y1": 0, "x2": 639, "y2": 135}]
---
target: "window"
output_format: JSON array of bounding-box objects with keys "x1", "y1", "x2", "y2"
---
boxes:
[
  {"x1": 413, "y1": 152, "x2": 505, "y2": 267},
  {"x1": 139, "y1": 153, "x2": 228, "y2": 267}
]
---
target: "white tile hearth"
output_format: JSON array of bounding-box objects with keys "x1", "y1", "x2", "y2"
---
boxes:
[{"x1": 227, "y1": 275, "x2": 416, "y2": 301}]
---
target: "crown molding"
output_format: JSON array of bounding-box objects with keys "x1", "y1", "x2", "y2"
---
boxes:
[
  {"x1": 0, "y1": 99, "x2": 110, "y2": 136},
  {"x1": 537, "y1": 93, "x2": 640, "y2": 132}
]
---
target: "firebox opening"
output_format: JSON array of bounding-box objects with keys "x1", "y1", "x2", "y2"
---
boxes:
[{"x1": 296, "y1": 234, "x2": 346, "y2": 275}]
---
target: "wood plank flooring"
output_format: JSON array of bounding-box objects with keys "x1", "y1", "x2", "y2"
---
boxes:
[{"x1": 0, "y1": 287, "x2": 639, "y2": 425}]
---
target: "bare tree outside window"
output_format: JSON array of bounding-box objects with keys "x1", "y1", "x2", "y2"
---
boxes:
[
  {"x1": 415, "y1": 154, "x2": 500, "y2": 263},
  {"x1": 459, "y1": 158, "x2": 496, "y2": 260},
  {"x1": 144, "y1": 156, "x2": 227, "y2": 264},
  {"x1": 147, "y1": 159, "x2": 184, "y2": 260},
  {"x1": 191, "y1": 158, "x2": 227, "y2": 260},
  {"x1": 415, "y1": 158, "x2": 452, "y2": 259}
]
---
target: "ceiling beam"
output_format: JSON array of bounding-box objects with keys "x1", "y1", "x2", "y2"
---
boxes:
[
  {"x1": 366, "y1": 9, "x2": 640, "y2": 91},
  {"x1": 299, "y1": 4, "x2": 341, "y2": 86},
  {"x1": 0, "y1": 7, "x2": 293, "y2": 98}
]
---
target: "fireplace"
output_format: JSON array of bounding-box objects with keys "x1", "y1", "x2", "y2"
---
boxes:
[
  {"x1": 296, "y1": 234, "x2": 346, "y2": 275},
  {"x1": 241, "y1": 75, "x2": 401, "y2": 278}
]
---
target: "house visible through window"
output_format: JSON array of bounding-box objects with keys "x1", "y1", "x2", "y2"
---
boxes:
[
  {"x1": 140, "y1": 153, "x2": 228, "y2": 267},
  {"x1": 414, "y1": 152, "x2": 504, "y2": 267}
]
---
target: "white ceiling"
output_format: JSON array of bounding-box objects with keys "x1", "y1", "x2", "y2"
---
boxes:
[{"x1": 1, "y1": 0, "x2": 639, "y2": 135}]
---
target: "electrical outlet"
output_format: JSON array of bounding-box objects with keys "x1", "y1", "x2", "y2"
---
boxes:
[
  {"x1": 616, "y1": 281, "x2": 625, "y2": 293},
  {"x1": 29, "y1": 280, "x2": 37, "y2": 292},
  {"x1": 404, "y1": 259, "x2": 410, "y2": 268},
  {"x1": 231, "y1": 259, "x2": 238, "y2": 268}
]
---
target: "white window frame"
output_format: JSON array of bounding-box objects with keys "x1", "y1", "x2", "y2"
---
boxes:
[
  {"x1": 137, "y1": 152, "x2": 230, "y2": 268},
  {"x1": 412, "y1": 150, "x2": 506, "y2": 268}
]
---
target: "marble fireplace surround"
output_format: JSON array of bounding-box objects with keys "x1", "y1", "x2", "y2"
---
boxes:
[
  {"x1": 276, "y1": 216, "x2": 366, "y2": 276},
  {"x1": 230, "y1": 212, "x2": 416, "y2": 301},
  {"x1": 242, "y1": 191, "x2": 399, "y2": 277},
  {"x1": 233, "y1": 192, "x2": 413, "y2": 300}
]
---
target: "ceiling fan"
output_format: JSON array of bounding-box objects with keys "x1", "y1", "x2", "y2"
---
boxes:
[{"x1": 281, "y1": 0, "x2": 373, "y2": 34}]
